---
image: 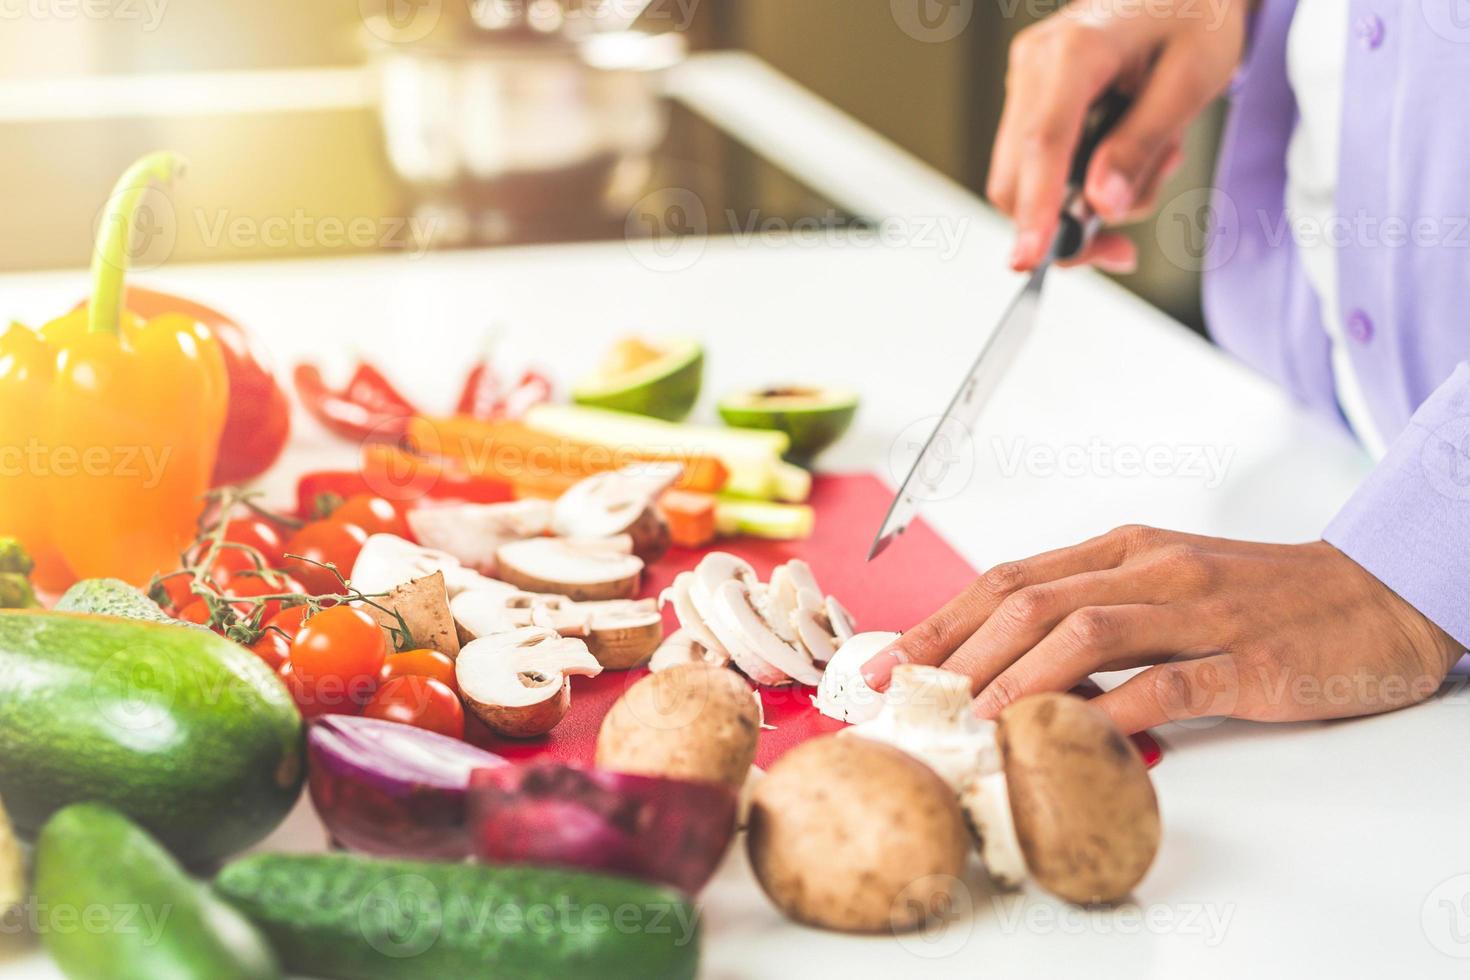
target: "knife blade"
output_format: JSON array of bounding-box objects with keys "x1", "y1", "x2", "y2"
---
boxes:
[{"x1": 868, "y1": 90, "x2": 1131, "y2": 561}]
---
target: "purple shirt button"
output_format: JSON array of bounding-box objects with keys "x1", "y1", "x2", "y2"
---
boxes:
[
  {"x1": 1356, "y1": 14, "x2": 1385, "y2": 50},
  {"x1": 1346, "y1": 309, "x2": 1375, "y2": 344}
]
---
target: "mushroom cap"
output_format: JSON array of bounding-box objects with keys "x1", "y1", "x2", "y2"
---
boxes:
[
  {"x1": 998, "y1": 693, "x2": 1161, "y2": 905},
  {"x1": 746, "y1": 735, "x2": 968, "y2": 933},
  {"x1": 595, "y1": 662, "x2": 760, "y2": 789}
]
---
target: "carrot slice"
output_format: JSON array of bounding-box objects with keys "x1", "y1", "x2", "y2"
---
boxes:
[
  {"x1": 658, "y1": 490, "x2": 718, "y2": 548},
  {"x1": 409, "y1": 416, "x2": 728, "y2": 493}
]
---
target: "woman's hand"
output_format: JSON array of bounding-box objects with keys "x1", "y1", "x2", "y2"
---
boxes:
[
  {"x1": 989, "y1": 0, "x2": 1249, "y2": 272},
  {"x1": 861, "y1": 526, "x2": 1464, "y2": 734}
]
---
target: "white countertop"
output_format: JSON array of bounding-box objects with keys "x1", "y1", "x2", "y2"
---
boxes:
[{"x1": 3, "y1": 53, "x2": 1469, "y2": 980}]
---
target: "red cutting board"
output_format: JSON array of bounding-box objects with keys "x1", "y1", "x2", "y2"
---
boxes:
[{"x1": 467, "y1": 473, "x2": 1162, "y2": 769}]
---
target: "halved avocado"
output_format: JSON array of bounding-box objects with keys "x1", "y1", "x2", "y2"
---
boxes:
[
  {"x1": 718, "y1": 386, "x2": 859, "y2": 461},
  {"x1": 572, "y1": 337, "x2": 704, "y2": 422}
]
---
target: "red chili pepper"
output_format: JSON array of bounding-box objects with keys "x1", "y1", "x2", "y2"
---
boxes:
[
  {"x1": 345, "y1": 363, "x2": 419, "y2": 418},
  {"x1": 495, "y1": 370, "x2": 553, "y2": 420},
  {"x1": 455, "y1": 360, "x2": 502, "y2": 419},
  {"x1": 294, "y1": 453, "x2": 516, "y2": 520},
  {"x1": 293, "y1": 363, "x2": 419, "y2": 442}
]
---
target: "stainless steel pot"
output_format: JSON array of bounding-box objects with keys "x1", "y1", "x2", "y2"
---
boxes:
[{"x1": 364, "y1": 15, "x2": 684, "y2": 247}]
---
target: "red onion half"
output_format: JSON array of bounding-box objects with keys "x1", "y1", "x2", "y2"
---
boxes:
[
  {"x1": 469, "y1": 762, "x2": 738, "y2": 894},
  {"x1": 308, "y1": 714, "x2": 508, "y2": 859}
]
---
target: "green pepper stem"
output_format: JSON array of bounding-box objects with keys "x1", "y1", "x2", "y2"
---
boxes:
[{"x1": 88, "y1": 151, "x2": 185, "y2": 335}]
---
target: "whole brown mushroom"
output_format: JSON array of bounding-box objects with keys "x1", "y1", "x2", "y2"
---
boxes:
[
  {"x1": 745, "y1": 736, "x2": 969, "y2": 933},
  {"x1": 983, "y1": 692, "x2": 1161, "y2": 904},
  {"x1": 595, "y1": 662, "x2": 760, "y2": 790}
]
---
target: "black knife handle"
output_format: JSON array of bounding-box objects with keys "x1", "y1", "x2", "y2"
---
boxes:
[{"x1": 1053, "y1": 89, "x2": 1133, "y2": 262}]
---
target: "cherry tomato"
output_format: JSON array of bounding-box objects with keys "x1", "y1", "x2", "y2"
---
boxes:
[
  {"x1": 279, "y1": 661, "x2": 363, "y2": 720},
  {"x1": 250, "y1": 630, "x2": 292, "y2": 672},
  {"x1": 284, "y1": 520, "x2": 369, "y2": 594},
  {"x1": 379, "y1": 649, "x2": 457, "y2": 693},
  {"x1": 220, "y1": 572, "x2": 305, "y2": 624},
  {"x1": 363, "y1": 676, "x2": 464, "y2": 739},
  {"x1": 289, "y1": 605, "x2": 386, "y2": 693},
  {"x1": 332, "y1": 494, "x2": 411, "y2": 539},
  {"x1": 264, "y1": 604, "x2": 313, "y2": 641},
  {"x1": 199, "y1": 546, "x2": 259, "y2": 588},
  {"x1": 223, "y1": 517, "x2": 286, "y2": 567},
  {"x1": 155, "y1": 570, "x2": 195, "y2": 614},
  {"x1": 177, "y1": 599, "x2": 213, "y2": 626}
]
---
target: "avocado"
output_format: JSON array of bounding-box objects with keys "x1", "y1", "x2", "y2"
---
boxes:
[
  {"x1": 56, "y1": 577, "x2": 199, "y2": 628},
  {"x1": 718, "y1": 386, "x2": 859, "y2": 461},
  {"x1": 35, "y1": 804, "x2": 280, "y2": 980},
  {"x1": 572, "y1": 337, "x2": 704, "y2": 422},
  {"x1": 215, "y1": 853, "x2": 701, "y2": 980},
  {"x1": 0, "y1": 611, "x2": 303, "y2": 866}
]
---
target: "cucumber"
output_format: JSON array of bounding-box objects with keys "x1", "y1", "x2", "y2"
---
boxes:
[
  {"x1": 35, "y1": 804, "x2": 280, "y2": 980},
  {"x1": 214, "y1": 853, "x2": 701, "y2": 980},
  {"x1": 0, "y1": 611, "x2": 303, "y2": 866},
  {"x1": 55, "y1": 577, "x2": 198, "y2": 628}
]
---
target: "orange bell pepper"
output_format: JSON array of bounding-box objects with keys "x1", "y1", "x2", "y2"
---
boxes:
[{"x1": 0, "y1": 152, "x2": 228, "y2": 588}]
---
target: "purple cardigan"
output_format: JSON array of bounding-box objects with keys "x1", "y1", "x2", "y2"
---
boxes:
[{"x1": 1204, "y1": 0, "x2": 1470, "y2": 645}]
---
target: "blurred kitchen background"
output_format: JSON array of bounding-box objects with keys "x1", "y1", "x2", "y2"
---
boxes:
[{"x1": 0, "y1": 0, "x2": 1224, "y2": 329}]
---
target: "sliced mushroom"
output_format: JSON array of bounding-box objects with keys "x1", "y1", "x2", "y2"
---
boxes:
[
  {"x1": 754, "y1": 567, "x2": 799, "y2": 645},
  {"x1": 709, "y1": 580, "x2": 821, "y2": 687},
  {"x1": 552, "y1": 465, "x2": 679, "y2": 562},
  {"x1": 350, "y1": 533, "x2": 518, "y2": 599},
  {"x1": 790, "y1": 605, "x2": 839, "y2": 665},
  {"x1": 812, "y1": 632, "x2": 897, "y2": 723},
  {"x1": 495, "y1": 537, "x2": 643, "y2": 601},
  {"x1": 585, "y1": 605, "x2": 665, "y2": 670},
  {"x1": 782, "y1": 558, "x2": 821, "y2": 598},
  {"x1": 529, "y1": 594, "x2": 593, "y2": 636},
  {"x1": 456, "y1": 626, "x2": 602, "y2": 738},
  {"x1": 659, "y1": 572, "x2": 724, "y2": 652},
  {"x1": 825, "y1": 595, "x2": 856, "y2": 643},
  {"x1": 450, "y1": 588, "x2": 536, "y2": 638},
  {"x1": 406, "y1": 500, "x2": 553, "y2": 574},
  {"x1": 687, "y1": 559, "x2": 789, "y2": 687},
  {"x1": 649, "y1": 629, "x2": 730, "y2": 673}
]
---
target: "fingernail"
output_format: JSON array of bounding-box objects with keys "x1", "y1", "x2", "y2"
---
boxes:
[
  {"x1": 971, "y1": 691, "x2": 1003, "y2": 721},
  {"x1": 862, "y1": 649, "x2": 905, "y2": 691},
  {"x1": 1009, "y1": 231, "x2": 1042, "y2": 270},
  {"x1": 1095, "y1": 171, "x2": 1134, "y2": 219}
]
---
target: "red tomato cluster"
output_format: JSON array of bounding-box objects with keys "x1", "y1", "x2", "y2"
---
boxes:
[
  {"x1": 156, "y1": 494, "x2": 465, "y2": 740},
  {"x1": 271, "y1": 605, "x2": 463, "y2": 739}
]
